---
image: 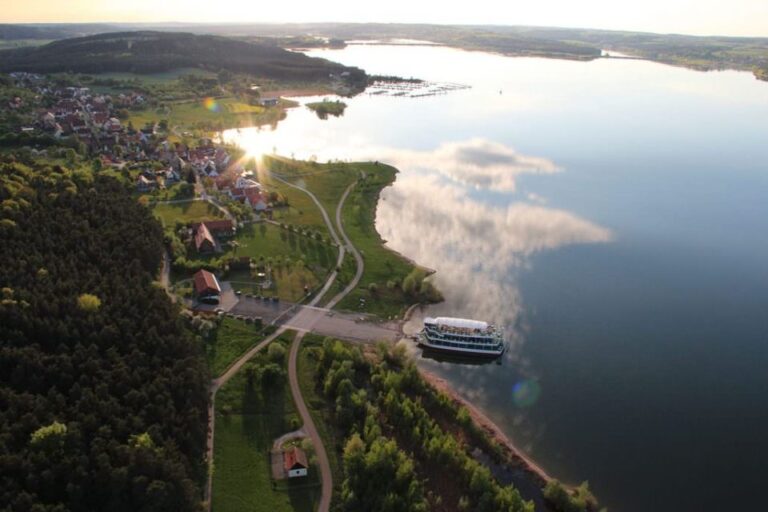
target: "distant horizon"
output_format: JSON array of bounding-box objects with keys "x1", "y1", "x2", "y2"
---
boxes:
[
  {"x1": 3, "y1": 0, "x2": 767, "y2": 38},
  {"x1": 2, "y1": 20, "x2": 768, "y2": 40}
]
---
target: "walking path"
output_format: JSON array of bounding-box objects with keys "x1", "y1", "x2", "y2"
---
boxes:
[
  {"x1": 325, "y1": 183, "x2": 364, "y2": 309},
  {"x1": 288, "y1": 332, "x2": 333, "y2": 512},
  {"x1": 205, "y1": 175, "x2": 363, "y2": 512}
]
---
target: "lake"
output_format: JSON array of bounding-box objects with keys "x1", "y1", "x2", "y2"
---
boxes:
[{"x1": 223, "y1": 44, "x2": 768, "y2": 511}]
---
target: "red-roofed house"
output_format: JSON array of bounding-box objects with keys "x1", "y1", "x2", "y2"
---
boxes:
[
  {"x1": 194, "y1": 223, "x2": 216, "y2": 254},
  {"x1": 193, "y1": 269, "x2": 221, "y2": 304},
  {"x1": 199, "y1": 220, "x2": 235, "y2": 238},
  {"x1": 283, "y1": 447, "x2": 308, "y2": 478}
]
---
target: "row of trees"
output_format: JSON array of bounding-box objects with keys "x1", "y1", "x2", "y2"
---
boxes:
[
  {"x1": 0, "y1": 162, "x2": 209, "y2": 511},
  {"x1": 311, "y1": 338, "x2": 534, "y2": 512}
]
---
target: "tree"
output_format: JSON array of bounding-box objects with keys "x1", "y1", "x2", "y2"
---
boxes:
[
  {"x1": 267, "y1": 342, "x2": 286, "y2": 364},
  {"x1": 77, "y1": 293, "x2": 101, "y2": 312}
]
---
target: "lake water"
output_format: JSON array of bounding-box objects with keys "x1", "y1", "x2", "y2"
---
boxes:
[{"x1": 223, "y1": 44, "x2": 768, "y2": 511}]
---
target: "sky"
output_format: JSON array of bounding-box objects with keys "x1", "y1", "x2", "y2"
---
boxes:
[{"x1": 3, "y1": 0, "x2": 768, "y2": 37}]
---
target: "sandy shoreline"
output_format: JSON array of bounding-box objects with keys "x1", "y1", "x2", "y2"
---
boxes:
[{"x1": 418, "y1": 368, "x2": 552, "y2": 488}]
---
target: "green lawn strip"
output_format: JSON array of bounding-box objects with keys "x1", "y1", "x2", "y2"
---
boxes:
[
  {"x1": 212, "y1": 334, "x2": 319, "y2": 512},
  {"x1": 337, "y1": 164, "x2": 426, "y2": 318},
  {"x1": 263, "y1": 157, "x2": 359, "y2": 220},
  {"x1": 129, "y1": 96, "x2": 286, "y2": 131},
  {"x1": 296, "y1": 334, "x2": 345, "y2": 497},
  {"x1": 152, "y1": 201, "x2": 224, "y2": 227},
  {"x1": 206, "y1": 317, "x2": 270, "y2": 376}
]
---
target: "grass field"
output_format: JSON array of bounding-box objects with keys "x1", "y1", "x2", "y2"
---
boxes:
[
  {"x1": 152, "y1": 200, "x2": 224, "y2": 227},
  {"x1": 206, "y1": 317, "x2": 269, "y2": 376},
  {"x1": 212, "y1": 333, "x2": 320, "y2": 512},
  {"x1": 128, "y1": 96, "x2": 286, "y2": 131},
  {"x1": 217, "y1": 222, "x2": 335, "y2": 301},
  {"x1": 263, "y1": 157, "x2": 435, "y2": 318},
  {"x1": 335, "y1": 164, "x2": 428, "y2": 318}
]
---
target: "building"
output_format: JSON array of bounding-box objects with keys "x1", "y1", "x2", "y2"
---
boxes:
[
  {"x1": 258, "y1": 96, "x2": 280, "y2": 107},
  {"x1": 198, "y1": 219, "x2": 235, "y2": 238},
  {"x1": 192, "y1": 269, "x2": 221, "y2": 304},
  {"x1": 194, "y1": 223, "x2": 216, "y2": 254},
  {"x1": 283, "y1": 447, "x2": 308, "y2": 478}
]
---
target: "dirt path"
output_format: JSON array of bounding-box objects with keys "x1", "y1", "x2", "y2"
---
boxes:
[
  {"x1": 205, "y1": 175, "x2": 346, "y2": 510},
  {"x1": 325, "y1": 182, "x2": 363, "y2": 310},
  {"x1": 288, "y1": 332, "x2": 333, "y2": 512}
]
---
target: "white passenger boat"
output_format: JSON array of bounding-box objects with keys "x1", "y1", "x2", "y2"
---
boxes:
[{"x1": 419, "y1": 316, "x2": 505, "y2": 357}]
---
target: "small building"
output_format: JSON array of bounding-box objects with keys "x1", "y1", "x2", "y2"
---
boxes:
[
  {"x1": 283, "y1": 447, "x2": 308, "y2": 478},
  {"x1": 194, "y1": 223, "x2": 216, "y2": 254},
  {"x1": 136, "y1": 175, "x2": 156, "y2": 192},
  {"x1": 193, "y1": 269, "x2": 221, "y2": 304},
  {"x1": 258, "y1": 96, "x2": 279, "y2": 107}
]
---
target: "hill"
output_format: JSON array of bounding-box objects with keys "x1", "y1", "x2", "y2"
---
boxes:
[{"x1": 0, "y1": 31, "x2": 367, "y2": 87}]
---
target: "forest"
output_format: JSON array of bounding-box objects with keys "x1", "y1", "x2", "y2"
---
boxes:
[
  {"x1": 0, "y1": 31, "x2": 367, "y2": 90},
  {"x1": 0, "y1": 160, "x2": 209, "y2": 511}
]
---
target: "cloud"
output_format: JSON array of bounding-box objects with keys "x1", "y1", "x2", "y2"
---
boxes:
[{"x1": 384, "y1": 138, "x2": 561, "y2": 192}]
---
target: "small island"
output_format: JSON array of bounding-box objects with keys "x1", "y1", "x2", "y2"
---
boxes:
[{"x1": 306, "y1": 99, "x2": 347, "y2": 119}]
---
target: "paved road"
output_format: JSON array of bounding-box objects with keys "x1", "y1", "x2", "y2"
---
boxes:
[{"x1": 288, "y1": 332, "x2": 333, "y2": 512}]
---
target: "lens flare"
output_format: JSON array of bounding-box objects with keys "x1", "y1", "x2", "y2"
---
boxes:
[
  {"x1": 203, "y1": 97, "x2": 220, "y2": 113},
  {"x1": 512, "y1": 380, "x2": 541, "y2": 408}
]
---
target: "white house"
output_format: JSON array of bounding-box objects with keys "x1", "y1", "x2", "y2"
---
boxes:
[{"x1": 283, "y1": 447, "x2": 308, "y2": 478}]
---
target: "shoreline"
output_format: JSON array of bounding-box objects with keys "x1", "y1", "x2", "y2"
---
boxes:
[{"x1": 418, "y1": 367, "x2": 553, "y2": 488}]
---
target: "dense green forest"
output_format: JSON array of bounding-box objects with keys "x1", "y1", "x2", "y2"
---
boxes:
[
  {"x1": 0, "y1": 160, "x2": 209, "y2": 511},
  {"x1": 0, "y1": 31, "x2": 367, "y2": 89}
]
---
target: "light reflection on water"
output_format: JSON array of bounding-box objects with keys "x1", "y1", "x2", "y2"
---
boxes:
[{"x1": 222, "y1": 44, "x2": 768, "y2": 512}]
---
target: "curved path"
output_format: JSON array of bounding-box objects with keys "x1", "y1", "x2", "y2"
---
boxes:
[
  {"x1": 205, "y1": 176, "x2": 360, "y2": 511},
  {"x1": 325, "y1": 182, "x2": 364, "y2": 310},
  {"x1": 288, "y1": 332, "x2": 333, "y2": 512}
]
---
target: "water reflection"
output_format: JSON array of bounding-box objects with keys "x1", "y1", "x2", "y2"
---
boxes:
[
  {"x1": 377, "y1": 171, "x2": 611, "y2": 338},
  {"x1": 382, "y1": 138, "x2": 560, "y2": 192}
]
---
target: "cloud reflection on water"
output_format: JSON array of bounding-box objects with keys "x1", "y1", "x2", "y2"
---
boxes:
[
  {"x1": 383, "y1": 138, "x2": 561, "y2": 192},
  {"x1": 378, "y1": 172, "x2": 611, "y2": 338}
]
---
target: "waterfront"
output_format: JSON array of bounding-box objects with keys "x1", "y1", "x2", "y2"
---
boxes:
[{"x1": 224, "y1": 44, "x2": 768, "y2": 511}]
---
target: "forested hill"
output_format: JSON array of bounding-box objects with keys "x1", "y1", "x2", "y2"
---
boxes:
[
  {"x1": 0, "y1": 31, "x2": 367, "y2": 85},
  {"x1": 0, "y1": 163, "x2": 209, "y2": 511}
]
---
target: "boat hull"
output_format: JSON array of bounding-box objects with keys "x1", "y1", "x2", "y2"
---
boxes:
[{"x1": 418, "y1": 338, "x2": 505, "y2": 358}]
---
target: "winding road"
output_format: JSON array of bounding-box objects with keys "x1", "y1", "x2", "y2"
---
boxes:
[{"x1": 205, "y1": 175, "x2": 365, "y2": 512}]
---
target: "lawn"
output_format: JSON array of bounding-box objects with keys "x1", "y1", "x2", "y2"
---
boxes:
[
  {"x1": 128, "y1": 96, "x2": 286, "y2": 132},
  {"x1": 263, "y1": 156, "x2": 359, "y2": 219},
  {"x1": 335, "y1": 164, "x2": 425, "y2": 318},
  {"x1": 262, "y1": 158, "x2": 434, "y2": 318},
  {"x1": 217, "y1": 223, "x2": 336, "y2": 301},
  {"x1": 152, "y1": 200, "x2": 224, "y2": 227},
  {"x1": 212, "y1": 333, "x2": 320, "y2": 512},
  {"x1": 206, "y1": 317, "x2": 271, "y2": 376}
]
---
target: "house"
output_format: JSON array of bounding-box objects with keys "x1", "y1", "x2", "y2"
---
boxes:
[
  {"x1": 198, "y1": 219, "x2": 235, "y2": 238},
  {"x1": 136, "y1": 175, "x2": 156, "y2": 192},
  {"x1": 235, "y1": 176, "x2": 261, "y2": 190},
  {"x1": 283, "y1": 447, "x2": 308, "y2": 478},
  {"x1": 193, "y1": 269, "x2": 221, "y2": 304},
  {"x1": 194, "y1": 223, "x2": 216, "y2": 254},
  {"x1": 243, "y1": 187, "x2": 268, "y2": 211}
]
